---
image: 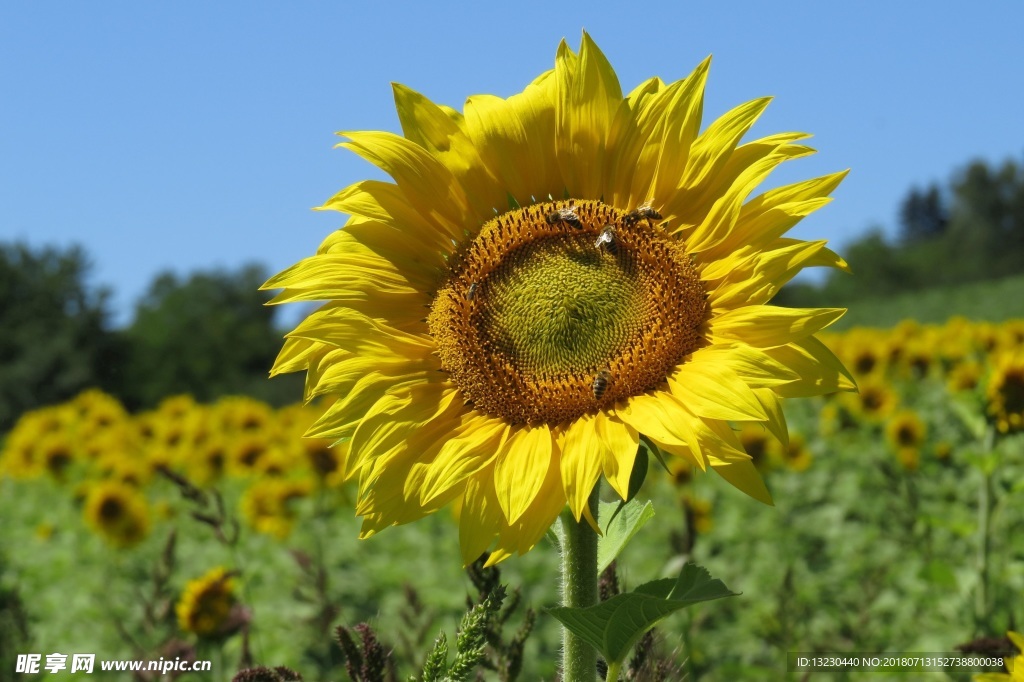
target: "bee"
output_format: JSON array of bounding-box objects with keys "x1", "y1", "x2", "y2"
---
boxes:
[
  {"x1": 626, "y1": 202, "x2": 663, "y2": 223},
  {"x1": 545, "y1": 207, "x2": 583, "y2": 230},
  {"x1": 592, "y1": 368, "x2": 612, "y2": 401},
  {"x1": 594, "y1": 225, "x2": 617, "y2": 254},
  {"x1": 467, "y1": 282, "x2": 478, "y2": 301}
]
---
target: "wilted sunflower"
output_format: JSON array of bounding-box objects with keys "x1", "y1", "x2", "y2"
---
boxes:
[{"x1": 265, "y1": 34, "x2": 853, "y2": 564}]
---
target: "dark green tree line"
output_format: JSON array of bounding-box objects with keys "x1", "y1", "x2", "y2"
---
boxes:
[
  {"x1": 780, "y1": 153, "x2": 1024, "y2": 307},
  {"x1": 0, "y1": 243, "x2": 300, "y2": 428},
  {"x1": 0, "y1": 243, "x2": 123, "y2": 430}
]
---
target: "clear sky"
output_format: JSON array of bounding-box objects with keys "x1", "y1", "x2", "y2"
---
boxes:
[{"x1": 3, "y1": 2, "x2": 1023, "y2": 326}]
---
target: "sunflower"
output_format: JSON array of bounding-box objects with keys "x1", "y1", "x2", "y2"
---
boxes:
[
  {"x1": 774, "y1": 433, "x2": 813, "y2": 472},
  {"x1": 176, "y1": 567, "x2": 238, "y2": 638},
  {"x1": 885, "y1": 409, "x2": 926, "y2": 452},
  {"x1": 842, "y1": 377, "x2": 897, "y2": 423},
  {"x1": 987, "y1": 352, "x2": 1024, "y2": 434},
  {"x1": 82, "y1": 480, "x2": 150, "y2": 548},
  {"x1": 265, "y1": 34, "x2": 853, "y2": 564}
]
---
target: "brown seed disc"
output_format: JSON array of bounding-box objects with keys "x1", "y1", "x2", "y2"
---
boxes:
[{"x1": 428, "y1": 199, "x2": 708, "y2": 425}]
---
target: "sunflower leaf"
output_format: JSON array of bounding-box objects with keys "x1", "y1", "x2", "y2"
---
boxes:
[
  {"x1": 626, "y1": 444, "x2": 649, "y2": 501},
  {"x1": 547, "y1": 563, "x2": 737, "y2": 666},
  {"x1": 948, "y1": 394, "x2": 987, "y2": 440},
  {"x1": 602, "y1": 445, "x2": 649, "y2": 530},
  {"x1": 597, "y1": 499, "x2": 654, "y2": 573},
  {"x1": 639, "y1": 435, "x2": 671, "y2": 474}
]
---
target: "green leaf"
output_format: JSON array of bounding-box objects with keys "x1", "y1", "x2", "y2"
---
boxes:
[
  {"x1": 918, "y1": 560, "x2": 958, "y2": 589},
  {"x1": 626, "y1": 445, "x2": 649, "y2": 501},
  {"x1": 547, "y1": 563, "x2": 736, "y2": 666},
  {"x1": 506, "y1": 192, "x2": 521, "y2": 210},
  {"x1": 597, "y1": 499, "x2": 655, "y2": 573},
  {"x1": 639, "y1": 434, "x2": 672, "y2": 474},
  {"x1": 603, "y1": 444, "x2": 649, "y2": 529},
  {"x1": 544, "y1": 517, "x2": 563, "y2": 552},
  {"x1": 949, "y1": 394, "x2": 987, "y2": 440}
]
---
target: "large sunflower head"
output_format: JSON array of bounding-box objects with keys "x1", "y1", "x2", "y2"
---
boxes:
[{"x1": 265, "y1": 34, "x2": 854, "y2": 564}]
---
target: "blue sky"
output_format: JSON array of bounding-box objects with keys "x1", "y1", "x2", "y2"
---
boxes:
[{"x1": 3, "y1": 2, "x2": 1023, "y2": 326}]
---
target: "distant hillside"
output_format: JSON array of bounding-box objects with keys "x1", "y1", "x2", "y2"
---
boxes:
[{"x1": 825, "y1": 273, "x2": 1024, "y2": 331}]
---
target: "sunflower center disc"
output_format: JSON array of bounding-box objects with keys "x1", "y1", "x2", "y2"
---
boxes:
[{"x1": 428, "y1": 199, "x2": 707, "y2": 425}]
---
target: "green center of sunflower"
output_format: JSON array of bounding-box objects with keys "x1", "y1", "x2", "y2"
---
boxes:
[{"x1": 429, "y1": 199, "x2": 707, "y2": 425}]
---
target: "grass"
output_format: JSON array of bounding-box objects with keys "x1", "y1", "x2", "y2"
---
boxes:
[{"x1": 829, "y1": 274, "x2": 1024, "y2": 330}]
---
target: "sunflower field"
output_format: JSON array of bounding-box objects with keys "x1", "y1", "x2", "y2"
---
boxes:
[
  {"x1": 1, "y1": 315, "x2": 1022, "y2": 681},
  {"x1": 5, "y1": 32, "x2": 1024, "y2": 682}
]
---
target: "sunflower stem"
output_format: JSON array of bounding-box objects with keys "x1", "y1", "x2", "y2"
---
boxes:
[
  {"x1": 560, "y1": 485, "x2": 600, "y2": 682},
  {"x1": 974, "y1": 426, "x2": 996, "y2": 632}
]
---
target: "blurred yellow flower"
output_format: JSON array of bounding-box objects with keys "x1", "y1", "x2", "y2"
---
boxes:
[
  {"x1": 176, "y1": 567, "x2": 237, "y2": 638},
  {"x1": 987, "y1": 352, "x2": 1024, "y2": 434},
  {"x1": 83, "y1": 480, "x2": 150, "y2": 548}
]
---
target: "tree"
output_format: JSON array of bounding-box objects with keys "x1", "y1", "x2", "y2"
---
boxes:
[
  {"x1": 0, "y1": 242, "x2": 121, "y2": 430},
  {"x1": 898, "y1": 184, "x2": 948, "y2": 244},
  {"x1": 946, "y1": 157, "x2": 1024, "y2": 279},
  {"x1": 118, "y1": 264, "x2": 299, "y2": 409}
]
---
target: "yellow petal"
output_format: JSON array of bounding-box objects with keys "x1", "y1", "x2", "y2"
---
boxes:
[
  {"x1": 348, "y1": 384, "x2": 460, "y2": 474},
  {"x1": 751, "y1": 388, "x2": 789, "y2": 447},
  {"x1": 666, "y1": 133, "x2": 812, "y2": 233},
  {"x1": 392, "y1": 83, "x2": 504, "y2": 221},
  {"x1": 768, "y1": 337, "x2": 858, "y2": 397},
  {"x1": 682, "y1": 97, "x2": 772, "y2": 191},
  {"x1": 708, "y1": 239, "x2": 844, "y2": 308},
  {"x1": 338, "y1": 131, "x2": 469, "y2": 238},
  {"x1": 269, "y1": 337, "x2": 324, "y2": 377},
  {"x1": 686, "y1": 145, "x2": 815, "y2": 255},
  {"x1": 629, "y1": 58, "x2": 710, "y2": 207},
  {"x1": 703, "y1": 168, "x2": 848, "y2": 258},
  {"x1": 709, "y1": 305, "x2": 845, "y2": 348},
  {"x1": 463, "y1": 93, "x2": 535, "y2": 207},
  {"x1": 619, "y1": 393, "x2": 690, "y2": 446},
  {"x1": 318, "y1": 180, "x2": 456, "y2": 255},
  {"x1": 713, "y1": 458, "x2": 774, "y2": 505},
  {"x1": 493, "y1": 424, "x2": 553, "y2": 524},
  {"x1": 555, "y1": 32, "x2": 622, "y2": 198},
  {"x1": 559, "y1": 414, "x2": 605, "y2": 521},
  {"x1": 504, "y1": 69, "x2": 562, "y2": 197},
  {"x1": 595, "y1": 411, "x2": 639, "y2": 500},
  {"x1": 668, "y1": 358, "x2": 767, "y2": 421},
  {"x1": 459, "y1": 473, "x2": 504, "y2": 566},
  {"x1": 419, "y1": 415, "x2": 508, "y2": 505},
  {"x1": 263, "y1": 255, "x2": 422, "y2": 309}
]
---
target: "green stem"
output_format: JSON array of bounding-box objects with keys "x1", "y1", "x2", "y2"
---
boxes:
[
  {"x1": 605, "y1": 660, "x2": 622, "y2": 681},
  {"x1": 561, "y1": 485, "x2": 600, "y2": 682},
  {"x1": 975, "y1": 427, "x2": 995, "y2": 632}
]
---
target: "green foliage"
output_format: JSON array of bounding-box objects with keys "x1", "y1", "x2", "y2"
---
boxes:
[
  {"x1": 0, "y1": 242, "x2": 122, "y2": 429},
  {"x1": 597, "y1": 499, "x2": 655, "y2": 574},
  {"x1": 780, "y1": 154, "x2": 1024, "y2": 314},
  {"x1": 0, "y1": 550, "x2": 31, "y2": 678},
  {"x1": 117, "y1": 264, "x2": 299, "y2": 409},
  {"x1": 548, "y1": 563, "x2": 736, "y2": 669},
  {"x1": 826, "y1": 273, "x2": 1024, "y2": 330}
]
